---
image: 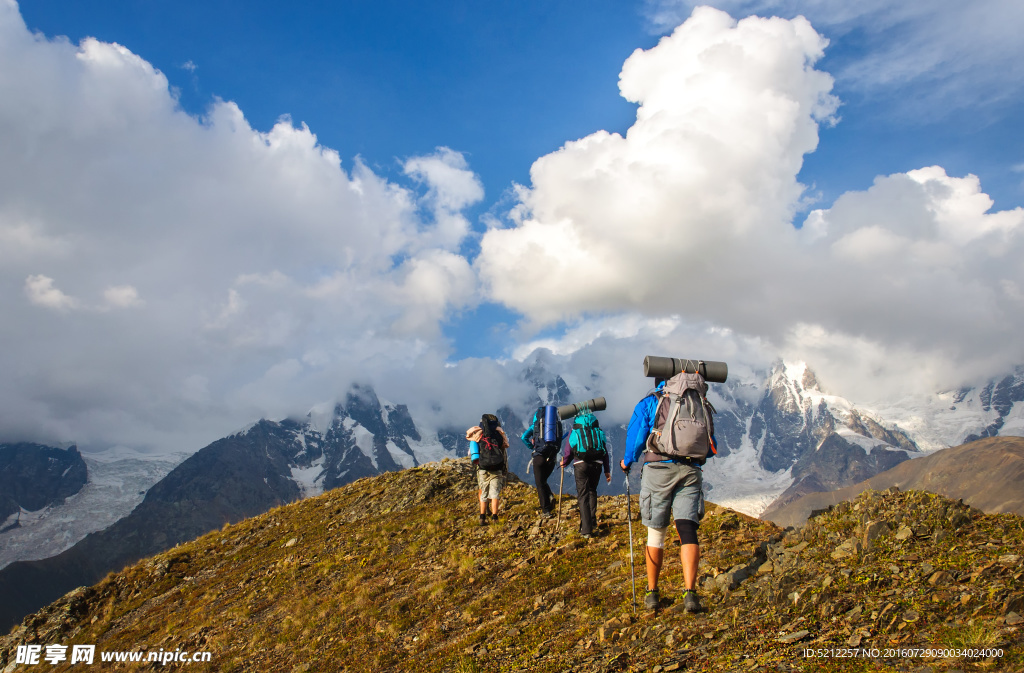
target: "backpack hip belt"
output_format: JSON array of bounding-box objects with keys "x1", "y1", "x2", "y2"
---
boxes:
[{"x1": 642, "y1": 451, "x2": 702, "y2": 467}]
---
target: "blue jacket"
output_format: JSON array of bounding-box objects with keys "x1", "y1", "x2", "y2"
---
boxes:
[
  {"x1": 622, "y1": 385, "x2": 661, "y2": 467},
  {"x1": 520, "y1": 411, "x2": 539, "y2": 449}
]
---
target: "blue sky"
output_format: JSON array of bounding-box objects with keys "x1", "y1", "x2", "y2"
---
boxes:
[{"x1": 3, "y1": 0, "x2": 1024, "y2": 451}]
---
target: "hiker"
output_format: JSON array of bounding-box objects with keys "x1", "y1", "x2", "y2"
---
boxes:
[
  {"x1": 521, "y1": 405, "x2": 563, "y2": 518},
  {"x1": 620, "y1": 373, "x2": 717, "y2": 613},
  {"x1": 560, "y1": 408, "x2": 611, "y2": 539},
  {"x1": 467, "y1": 413, "x2": 509, "y2": 525}
]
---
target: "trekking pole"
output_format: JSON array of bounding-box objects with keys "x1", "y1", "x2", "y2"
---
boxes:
[
  {"x1": 555, "y1": 463, "x2": 565, "y2": 533},
  {"x1": 625, "y1": 475, "x2": 637, "y2": 614}
]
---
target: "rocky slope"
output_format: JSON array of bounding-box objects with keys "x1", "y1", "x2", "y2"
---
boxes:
[
  {"x1": 2, "y1": 458, "x2": 1021, "y2": 672},
  {"x1": 762, "y1": 436, "x2": 1024, "y2": 529}
]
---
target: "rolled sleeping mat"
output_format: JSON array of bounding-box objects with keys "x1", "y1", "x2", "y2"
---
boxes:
[
  {"x1": 557, "y1": 397, "x2": 607, "y2": 420},
  {"x1": 643, "y1": 356, "x2": 728, "y2": 383},
  {"x1": 542, "y1": 405, "x2": 559, "y2": 443}
]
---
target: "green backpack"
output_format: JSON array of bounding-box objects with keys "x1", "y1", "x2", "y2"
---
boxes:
[{"x1": 571, "y1": 411, "x2": 606, "y2": 462}]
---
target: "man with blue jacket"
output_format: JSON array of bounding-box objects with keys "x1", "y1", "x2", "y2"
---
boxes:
[{"x1": 620, "y1": 379, "x2": 708, "y2": 614}]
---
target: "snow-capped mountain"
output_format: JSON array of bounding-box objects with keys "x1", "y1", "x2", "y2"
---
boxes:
[
  {"x1": 1, "y1": 443, "x2": 87, "y2": 527},
  {"x1": 242, "y1": 383, "x2": 451, "y2": 499},
  {"x1": 706, "y1": 362, "x2": 1024, "y2": 517},
  {"x1": 0, "y1": 446, "x2": 183, "y2": 570},
  {"x1": 704, "y1": 361, "x2": 920, "y2": 517}
]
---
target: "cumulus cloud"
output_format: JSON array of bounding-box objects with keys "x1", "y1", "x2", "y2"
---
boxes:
[
  {"x1": 0, "y1": 2, "x2": 481, "y2": 452},
  {"x1": 479, "y1": 8, "x2": 837, "y2": 323},
  {"x1": 479, "y1": 7, "x2": 1024, "y2": 400},
  {"x1": 644, "y1": 0, "x2": 1024, "y2": 111},
  {"x1": 788, "y1": 167, "x2": 1024, "y2": 398}
]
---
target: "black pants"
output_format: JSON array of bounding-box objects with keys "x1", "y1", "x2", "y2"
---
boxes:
[
  {"x1": 574, "y1": 461, "x2": 603, "y2": 535},
  {"x1": 532, "y1": 454, "x2": 556, "y2": 512}
]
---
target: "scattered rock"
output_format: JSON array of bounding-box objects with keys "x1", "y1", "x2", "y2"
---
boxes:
[
  {"x1": 864, "y1": 521, "x2": 890, "y2": 546},
  {"x1": 777, "y1": 630, "x2": 809, "y2": 644},
  {"x1": 949, "y1": 512, "x2": 971, "y2": 529}
]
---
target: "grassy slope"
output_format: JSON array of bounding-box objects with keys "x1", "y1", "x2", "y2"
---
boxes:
[{"x1": 2, "y1": 458, "x2": 1022, "y2": 672}]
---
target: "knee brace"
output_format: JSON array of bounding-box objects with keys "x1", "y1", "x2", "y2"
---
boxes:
[
  {"x1": 646, "y1": 526, "x2": 669, "y2": 549},
  {"x1": 675, "y1": 519, "x2": 698, "y2": 545}
]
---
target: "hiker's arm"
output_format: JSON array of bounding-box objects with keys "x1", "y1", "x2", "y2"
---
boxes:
[
  {"x1": 622, "y1": 398, "x2": 652, "y2": 469},
  {"x1": 520, "y1": 424, "x2": 533, "y2": 450}
]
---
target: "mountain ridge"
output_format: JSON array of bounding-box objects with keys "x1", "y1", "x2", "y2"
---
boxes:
[
  {"x1": 2, "y1": 457, "x2": 1022, "y2": 671},
  {"x1": 761, "y1": 436, "x2": 1024, "y2": 529}
]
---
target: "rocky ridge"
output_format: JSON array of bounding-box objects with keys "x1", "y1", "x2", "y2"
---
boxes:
[
  {"x1": 2, "y1": 459, "x2": 1022, "y2": 672},
  {"x1": 763, "y1": 436, "x2": 1024, "y2": 529}
]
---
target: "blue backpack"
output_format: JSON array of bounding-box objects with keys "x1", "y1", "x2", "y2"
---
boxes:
[{"x1": 570, "y1": 411, "x2": 606, "y2": 462}]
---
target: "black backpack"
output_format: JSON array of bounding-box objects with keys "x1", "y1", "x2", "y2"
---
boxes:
[
  {"x1": 478, "y1": 415, "x2": 506, "y2": 472},
  {"x1": 532, "y1": 406, "x2": 563, "y2": 456}
]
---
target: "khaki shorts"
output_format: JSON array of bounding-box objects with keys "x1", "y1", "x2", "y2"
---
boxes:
[
  {"x1": 477, "y1": 469, "x2": 505, "y2": 500},
  {"x1": 639, "y1": 461, "x2": 705, "y2": 528}
]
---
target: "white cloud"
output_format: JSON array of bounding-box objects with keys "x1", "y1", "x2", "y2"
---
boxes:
[
  {"x1": 24, "y1": 275, "x2": 79, "y2": 311},
  {"x1": 479, "y1": 8, "x2": 837, "y2": 323},
  {"x1": 403, "y1": 147, "x2": 485, "y2": 252},
  {"x1": 103, "y1": 285, "x2": 144, "y2": 309},
  {"x1": 644, "y1": 0, "x2": 1024, "y2": 111},
  {"x1": 0, "y1": 3, "x2": 482, "y2": 452},
  {"x1": 479, "y1": 8, "x2": 1024, "y2": 401}
]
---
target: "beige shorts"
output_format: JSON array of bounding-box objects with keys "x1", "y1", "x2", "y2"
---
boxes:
[{"x1": 477, "y1": 469, "x2": 505, "y2": 500}]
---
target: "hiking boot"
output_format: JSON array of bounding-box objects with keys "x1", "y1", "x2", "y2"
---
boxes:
[
  {"x1": 479, "y1": 514, "x2": 488, "y2": 526},
  {"x1": 541, "y1": 510, "x2": 554, "y2": 519},
  {"x1": 682, "y1": 590, "x2": 702, "y2": 614},
  {"x1": 491, "y1": 513, "x2": 499, "y2": 523},
  {"x1": 644, "y1": 589, "x2": 660, "y2": 611}
]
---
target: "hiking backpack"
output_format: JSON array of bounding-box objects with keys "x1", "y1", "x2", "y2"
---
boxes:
[
  {"x1": 532, "y1": 405, "x2": 563, "y2": 455},
  {"x1": 645, "y1": 371, "x2": 718, "y2": 464},
  {"x1": 478, "y1": 416, "x2": 506, "y2": 472},
  {"x1": 571, "y1": 410, "x2": 607, "y2": 462}
]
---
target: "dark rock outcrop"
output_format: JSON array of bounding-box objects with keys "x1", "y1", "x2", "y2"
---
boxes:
[{"x1": 0, "y1": 443, "x2": 87, "y2": 522}]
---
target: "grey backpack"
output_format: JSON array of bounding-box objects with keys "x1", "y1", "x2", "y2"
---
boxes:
[{"x1": 645, "y1": 371, "x2": 717, "y2": 464}]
